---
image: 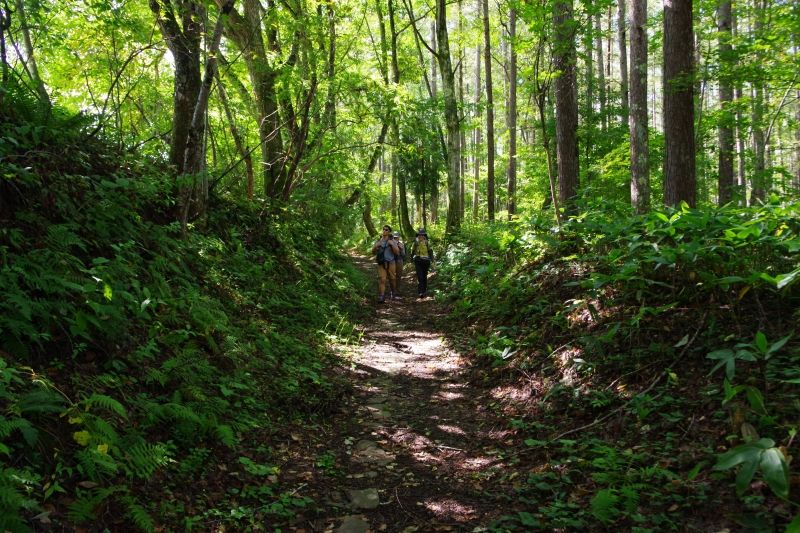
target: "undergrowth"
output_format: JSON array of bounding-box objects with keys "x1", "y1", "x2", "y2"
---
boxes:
[
  {"x1": 438, "y1": 198, "x2": 800, "y2": 531},
  {"x1": 0, "y1": 82, "x2": 368, "y2": 531}
]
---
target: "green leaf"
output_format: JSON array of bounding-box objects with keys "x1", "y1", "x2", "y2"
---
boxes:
[
  {"x1": 760, "y1": 447, "x2": 789, "y2": 500},
  {"x1": 776, "y1": 267, "x2": 800, "y2": 290},
  {"x1": 767, "y1": 334, "x2": 791, "y2": 357},
  {"x1": 754, "y1": 332, "x2": 768, "y2": 354},
  {"x1": 735, "y1": 454, "x2": 759, "y2": 496},
  {"x1": 744, "y1": 387, "x2": 766, "y2": 415},
  {"x1": 785, "y1": 511, "x2": 800, "y2": 533}
]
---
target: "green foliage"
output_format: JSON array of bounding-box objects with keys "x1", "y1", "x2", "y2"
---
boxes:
[
  {"x1": 714, "y1": 438, "x2": 790, "y2": 500},
  {"x1": 0, "y1": 89, "x2": 366, "y2": 529}
]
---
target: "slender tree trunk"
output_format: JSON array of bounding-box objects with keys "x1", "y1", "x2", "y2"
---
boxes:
[
  {"x1": 459, "y1": 0, "x2": 467, "y2": 221},
  {"x1": 553, "y1": 0, "x2": 580, "y2": 210},
  {"x1": 507, "y1": 7, "x2": 517, "y2": 219},
  {"x1": 436, "y1": 0, "x2": 462, "y2": 235},
  {"x1": 750, "y1": 0, "x2": 766, "y2": 203},
  {"x1": 389, "y1": 0, "x2": 415, "y2": 238},
  {"x1": 473, "y1": 33, "x2": 482, "y2": 222},
  {"x1": 14, "y1": 0, "x2": 48, "y2": 104},
  {"x1": 663, "y1": 0, "x2": 696, "y2": 207},
  {"x1": 596, "y1": 12, "x2": 607, "y2": 133},
  {"x1": 717, "y1": 0, "x2": 734, "y2": 205},
  {"x1": 618, "y1": 0, "x2": 629, "y2": 126},
  {"x1": 629, "y1": 0, "x2": 650, "y2": 213},
  {"x1": 482, "y1": 0, "x2": 496, "y2": 221},
  {"x1": 584, "y1": 1, "x2": 594, "y2": 172},
  {"x1": 215, "y1": 70, "x2": 254, "y2": 199},
  {"x1": 180, "y1": 0, "x2": 234, "y2": 232},
  {"x1": 150, "y1": 0, "x2": 202, "y2": 175}
]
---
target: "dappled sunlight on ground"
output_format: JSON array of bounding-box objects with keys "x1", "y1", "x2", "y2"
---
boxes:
[{"x1": 423, "y1": 497, "x2": 477, "y2": 521}]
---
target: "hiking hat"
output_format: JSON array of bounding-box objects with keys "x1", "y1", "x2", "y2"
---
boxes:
[
  {"x1": 392, "y1": 231, "x2": 401, "y2": 238},
  {"x1": 416, "y1": 228, "x2": 427, "y2": 236}
]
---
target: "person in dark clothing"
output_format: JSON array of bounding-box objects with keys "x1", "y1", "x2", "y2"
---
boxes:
[{"x1": 410, "y1": 228, "x2": 434, "y2": 298}]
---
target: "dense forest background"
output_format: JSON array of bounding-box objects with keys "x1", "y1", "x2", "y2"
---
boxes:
[{"x1": 1, "y1": 0, "x2": 799, "y2": 530}]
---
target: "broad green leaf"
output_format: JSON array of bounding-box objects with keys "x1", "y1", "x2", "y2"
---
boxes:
[
  {"x1": 754, "y1": 332, "x2": 768, "y2": 354},
  {"x1": 767, "y1": 334, "x2": 791, "y2": 356},
  {"x1": 760, "y1": 447, "x2": 789, "y2": 500},
  {"x1": 745, "y1": 387, "x2": 766, "y2": 415},
  {"x1": 735, "y1": 454, "x2": 759, "y2": 496},
  {"x1": 785, "y1": 511, "x2": 800, "y2": 533},
  {"x1": 776, "y1": 268, "x2": 800, "y2": 290}
]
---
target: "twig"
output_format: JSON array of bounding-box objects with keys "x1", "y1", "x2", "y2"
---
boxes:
[{"x1": 550, "y1": 311, "x2": 708, "y2": 442}]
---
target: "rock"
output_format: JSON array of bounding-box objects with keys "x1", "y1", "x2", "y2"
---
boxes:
[
  {"x1": 348, "y1": 488, "x2": 380, "y2": 509},
  {"x1": 337, "y1": 515, "x2": 370, "y2": 533}
]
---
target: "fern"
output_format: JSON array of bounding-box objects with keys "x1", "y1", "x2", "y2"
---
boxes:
[
  {"x1": 122, "y1": 495, "x2": 155, "y2": 533},
  {"x1": 590, "y1": 488, "x2": 620, "y2": 523},
  {"x1": 75, "y1": 448, "x2": 119, "y2": 482},
  {"x1": 214, "y1": 424, "x2": 237, "y2": 447},
  {"x1": 16, "y1": 388, "x2": 66, "y2": 414},
  {"x1": 67, "y1": 486, "x2": 121, "y2": 522},
  {"x1": 121, "y1": 441, "x2": 172, "y2": 479},
  {"x1": 0, "y1": 416, "x2": 38, "y2": 447},
  {"x1": 84, "y1": 393, "x2": 127, "y2": 419}
]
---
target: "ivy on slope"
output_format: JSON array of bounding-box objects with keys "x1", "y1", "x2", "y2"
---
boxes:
[
  {"x1": 0, "y1": 85, "x2": 367, "y2": 531},
  {"x1": 437, "y1": 200, "x2": 800, "y2": 531}
]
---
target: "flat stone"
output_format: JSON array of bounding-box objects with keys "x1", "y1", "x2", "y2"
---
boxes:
[
  {"x1": 348, "y1": 488, "x2": 380, "y2": 509},
  {"x1": 354, "y1": 439, "x2": 378, "y2": 452},
  {"x1": 336, "y1": 515, "x2": 370, "y2": 533},
  {"x1": 352, "y1": 446, "x2": 395, "y2": 465}
]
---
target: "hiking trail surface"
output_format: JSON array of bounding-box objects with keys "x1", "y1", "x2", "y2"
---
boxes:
[{"x1": 278, "y1": 253, "x2": 517, "y2": 532}]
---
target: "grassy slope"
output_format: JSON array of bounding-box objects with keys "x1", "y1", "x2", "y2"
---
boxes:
[
  {"x1": 436, "y1": 204, "x2": 800, "y2": 531},
  {"x1": 0, "y1": 88, "x2": 369, "y2": 531}
]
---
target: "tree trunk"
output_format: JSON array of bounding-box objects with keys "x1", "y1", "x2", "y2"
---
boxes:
[
  {"x1": 507, "y1": 7, "x2": 517, "y2": 219},
  {"x1": 629, "y1": 0, "x2": 650, "y2": 213},
  {"x1": 215, "y1": 70, "x2": 254, "y2": 199},
  {"x1": 436, "y1": 0, "x2": 462, "y2": 236},
  {"x1": 618, "y1": 0, "x2": 629, "y2": 126},
  {"x1": 596, "y1": 12, "x2": 607, "y2": 133},
  {"x1": 717, "y1": 0, "x2": 734, "y2": 205},
  {"x1": 750, "y1": 0, "x2": 766, "y2": 204},
  {"x1": 482, "y1": 0, "x2": 496, "y2": 221},
  {"x1": 459, "y1": 0, "x2": 467, "y2": 221},
  {"x1": 150, "y1": 0, "x2": 203, "y2": 175},
  {"x1": 14, "y1": 0, "x2": 49, "y2": 104},
  {"x1": 584, "y1": 1, "x2": 594, "y2": 172},
  {"x1": 553, "y1": 0, "x2": 580, "y2": 210},
  {"x1": 663, "y1": 0, "x2": 696, "y2": 207},
  {"x1": 473, "y1": 32, "x2": 482, "y2": 222}
]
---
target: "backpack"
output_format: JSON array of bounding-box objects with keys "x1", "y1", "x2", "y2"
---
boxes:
[
  {"x1": 397, "y1": 241, "x2": 406, "y2": 261},
  {"x1": 375, "y1": 241, "x2": 388, "y2": 265}
]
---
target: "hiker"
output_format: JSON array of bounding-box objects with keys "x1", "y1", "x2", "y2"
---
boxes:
[
  {"x1": 392, "y1": 231, "x2": 406, "y2": 294},
  {"x1": 410, "y1": 228, "x2": 434, "y2": 298},
  {"x1": 372, "y1": 225, "x2": 401, "y2": 303}
]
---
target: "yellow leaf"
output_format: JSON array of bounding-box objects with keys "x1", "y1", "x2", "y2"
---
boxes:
[
  {"x1": 68, "y1": 417, "x2": 83, "y2": 425},
  {"x1": 73, "y1": 431, "x2": 91, "y2": 446},
  {"x1": 737, "y1": 285, "x2": 751, "y2": 301},
  {"x1": 103, "y1": 283, "x2": 113, "y2": 301},
  {"x1": 96, "y1": 444, "x2": 109, "y2": 455}
]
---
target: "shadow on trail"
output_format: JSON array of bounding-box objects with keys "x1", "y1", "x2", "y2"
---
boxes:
[{"x1": 286, "y1": 254, "x2": 517, "y2": 532}]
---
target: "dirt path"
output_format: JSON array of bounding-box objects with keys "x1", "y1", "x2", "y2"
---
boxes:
[{"x1": 279, "y1": 255, "x2": 514, "y2": 532}]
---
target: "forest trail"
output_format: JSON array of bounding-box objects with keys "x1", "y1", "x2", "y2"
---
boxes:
[{"x1": 280, "y1": 254, "x2": 515, "y2": 532}]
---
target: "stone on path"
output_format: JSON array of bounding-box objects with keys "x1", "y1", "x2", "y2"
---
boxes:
[
  {"x1": 351, "y1": 440, "x2": 395, "y2": 465},
  {"x1": 336, "y1": 515, "x2": 370, "y2": 533},
  {"x1": 347, "y1": 488, "x2": 380, "y2": 509}
]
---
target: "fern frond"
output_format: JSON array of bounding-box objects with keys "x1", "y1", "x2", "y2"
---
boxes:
[
  {"x1": 121, "y1": 441, "x2": 172, "y2": 479},
  {"x1": 84, "y1": 393, "x2": 127, "y2": 419},
  {"x1": 122, "y1": 496, "x2": 155, "y2": 533}
]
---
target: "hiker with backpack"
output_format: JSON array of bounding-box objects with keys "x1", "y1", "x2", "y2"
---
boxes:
[
  {"x1": 392, "y1": 231, "x2": 406, "y2": 294},
  {"x1": 410, "y1": 228, "x2": 434, "y2": 298},
  {"x1": 372, "y1": 225, "x2": 401, "y2": 303}
]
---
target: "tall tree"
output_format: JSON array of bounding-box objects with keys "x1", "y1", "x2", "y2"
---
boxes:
[
  {"x1": 717, "y1": 0, "x2": 735, "y2": 205},
  {"x1": 629, "y1": 0, "x2": 649, "y2": 213},
  {"x1": 473, "y1": 20, "x2": 482, "y2": 222},
  {"x1": 435, "y1": 0, "x2": 462, "y2": 235},
  {"x1": 14, "y1": 0, "x2": 48, "y2": 104},
  {"x1": 750, "y1": 0, "x2": 766, "y2": 204},
  {"x1": 618, "y1": 0, "x2": 629, "y2": 125},
  {"x1": 663, "y1": 0, "x2": 696, "y2": 207},
  {"x1": 595, "y1": 11, "x2": 607, "y2": 132},
  {"x1": 507, "y1": 5, "x2": 517, "y2": 218},
  {"x1": 149, "y1": 0, "x2": 203, "y2": 174},
  {"x1": 482, "y1": 0, "x2": 496, "y2": 221},
  {"x1": 553, "y1": 0, "x2": 580, "y2": 209}
]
